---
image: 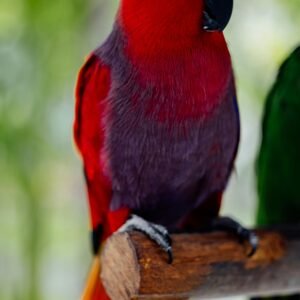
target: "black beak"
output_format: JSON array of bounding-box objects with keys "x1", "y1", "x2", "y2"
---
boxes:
[{"x1": 203, "y1": 0, "x2": 233, "y2": 32}]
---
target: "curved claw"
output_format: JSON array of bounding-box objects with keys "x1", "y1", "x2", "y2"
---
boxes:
[
  {"x1": 118, "y1": 214, "x2": 173, "y2": 264},
  {"x1": 247, "y1": 232, "x2": 259, "y2": 257},
  {"x1": 153, "y1": 224, "x2": 173, "y2": 246},
  {"x1": 237, "y1": 226, "x2": 259, "y2": 257},
  {"x1": 167, "y1": 247, "x2": 173, "y2": 264},
  {"x1": 211, "y1": 216, "x2": 259, "y2": 257},
  {"x1": 166, "y1": 235, "x2": 173, "y2": 247}
]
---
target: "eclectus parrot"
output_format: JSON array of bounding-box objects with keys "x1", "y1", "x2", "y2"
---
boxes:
[
  {"x1": 74, "y1": 0, "x2": 257, "y2": 299},
  {"x1": 253, "y1": 47, "x2": 300, "y2": 300}
]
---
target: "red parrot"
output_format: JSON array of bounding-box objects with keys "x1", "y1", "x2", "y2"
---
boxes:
[{"x1": 74, "y1": 0, "x2": 258, "y2": 299}]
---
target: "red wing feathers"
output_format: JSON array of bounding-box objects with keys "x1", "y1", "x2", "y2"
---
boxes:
[{"x1": 74, "y1": 54, "x2": 112, "y2": 232}]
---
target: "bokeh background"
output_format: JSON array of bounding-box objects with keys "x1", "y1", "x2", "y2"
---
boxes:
[{"x1": 0, "y1": 1, "x2": 299, "y2": 299}]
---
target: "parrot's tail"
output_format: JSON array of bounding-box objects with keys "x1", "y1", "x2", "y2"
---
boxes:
[{"x1": 81, "y1": 256, "x2": 110, "y2": 300}]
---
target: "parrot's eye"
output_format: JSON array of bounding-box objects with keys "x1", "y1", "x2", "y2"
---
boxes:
[{"x1": 203, "y1": 0, "x2": 234, "y2": 32}]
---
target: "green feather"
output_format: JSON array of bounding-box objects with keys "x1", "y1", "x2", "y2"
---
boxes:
[
  {"x1": 253, "y1": 47, "x2": 300, "y2": 300},
  {"x1": 257, "y1": 46, "x2": 300, "y2": 226}
]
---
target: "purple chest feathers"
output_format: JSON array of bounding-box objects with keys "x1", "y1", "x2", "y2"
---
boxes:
[{"x1": 97, "y1": 27, "x2": 240, "y2": 227}]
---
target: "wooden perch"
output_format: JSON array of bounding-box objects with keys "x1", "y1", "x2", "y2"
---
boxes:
[{"x1": 100, "y1": 227, "x2": 300, "y2": 300}]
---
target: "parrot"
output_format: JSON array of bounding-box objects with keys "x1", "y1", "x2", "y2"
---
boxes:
[
  {"x1": 74, "y1": 0, "x2": 258, "y2": 299},
  {"x1": 252, "y1": 47, "x2": 300, "y2": 300}
]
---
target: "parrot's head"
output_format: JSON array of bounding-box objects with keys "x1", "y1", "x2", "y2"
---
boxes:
[{"x1": 120, "y1": 0, "x2": 234, "y2": 54}]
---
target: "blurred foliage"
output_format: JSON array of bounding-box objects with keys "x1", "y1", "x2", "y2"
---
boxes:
[
  {"x1": 0, "y1": 0, "x2": 89, "y2": 299},
  {"x1": 0, "y1": 1, "x2": 299, "y2": 299}
]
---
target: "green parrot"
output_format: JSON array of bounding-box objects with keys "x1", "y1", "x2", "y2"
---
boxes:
[{"x1": 253, "y1": 46, "x2": 300, "y2": 300}]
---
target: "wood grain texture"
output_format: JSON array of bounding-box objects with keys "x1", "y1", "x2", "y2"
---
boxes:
[{"x1": 100, "y1": 227, "x2": 300, "y2": 300}]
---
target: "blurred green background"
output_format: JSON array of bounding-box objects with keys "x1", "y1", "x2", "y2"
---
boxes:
[{"x1": 0, "y1": 1, "x2": 299, "y2": 299}]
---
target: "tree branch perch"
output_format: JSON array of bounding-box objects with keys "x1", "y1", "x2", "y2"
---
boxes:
[{"x1": 100, "y1": 227, "x2": 300, "y2": 300}]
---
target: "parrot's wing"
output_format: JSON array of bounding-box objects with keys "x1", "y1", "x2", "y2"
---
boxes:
[
  {"x1": 75, "y1": 54, "x2": 130, "y2": 300},
  {"x1": 74, "y1": 53, "x2": 112, "y2": 246}
]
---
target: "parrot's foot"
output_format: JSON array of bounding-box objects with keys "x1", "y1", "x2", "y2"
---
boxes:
[
  {"x1": 118, "y1": 215, "x2": 173, "y2": 263},
  {"x1": 210, "y1": 216, "x2": 259, "y2": 257}
]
